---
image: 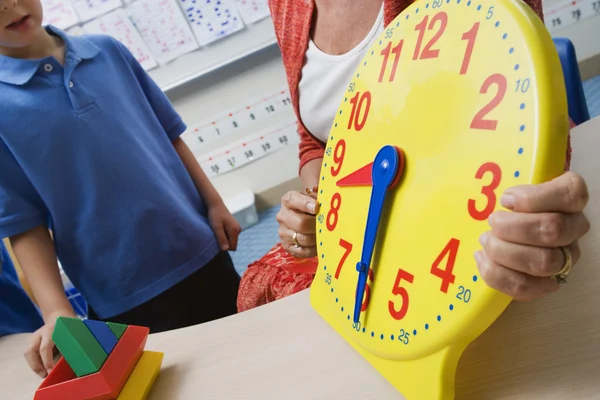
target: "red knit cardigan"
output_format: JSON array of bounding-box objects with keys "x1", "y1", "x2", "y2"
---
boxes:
[{"x1": 268, "y1": 0, "x2": 571, "y2": 172}]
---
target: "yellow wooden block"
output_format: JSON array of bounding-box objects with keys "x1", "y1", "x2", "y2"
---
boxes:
[{"x1": 117, "y1": 351, "x2": 164, "y2": 400}]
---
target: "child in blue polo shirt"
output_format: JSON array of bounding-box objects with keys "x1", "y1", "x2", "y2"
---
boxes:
[
  {"x1": 0, "y1": 1, "x2": 242, "y2": 377},
  {"x1": 0, "y1": 242, "x2": 44, "y2": 337}
]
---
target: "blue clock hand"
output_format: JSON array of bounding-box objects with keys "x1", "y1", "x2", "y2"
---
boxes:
[{"x1": 353, "y1": 145, "x2": 404, "y2": 324}]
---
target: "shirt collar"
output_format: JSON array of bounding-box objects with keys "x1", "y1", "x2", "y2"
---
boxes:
[{"x1": 0, "y1": 25, "x2": 100, "y2": 86}]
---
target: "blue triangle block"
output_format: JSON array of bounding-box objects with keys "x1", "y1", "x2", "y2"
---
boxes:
[{"x1": 83, "y1": 319, "x2": 118, "y2": 355}]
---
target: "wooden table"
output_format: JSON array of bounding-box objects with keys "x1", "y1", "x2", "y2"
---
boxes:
[{"x1": 2, "y1": 116, "x2": 599, "y2": 400}]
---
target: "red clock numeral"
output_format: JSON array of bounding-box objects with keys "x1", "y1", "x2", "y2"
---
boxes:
[
  {"x1": 326, "y1": 193, "x2": 342, "y2": 231},
  {"x1": 335, "y1": 239, "x2": 353, "y2": 279},
  {"x1": 361, "y1": 268, "x2": 375, "y2": 312},
  {"x1": 388, "y1": 268, "x2": 415, "y2": 320},
  {"x1": 330, "y1": 140, "x2": 346, "y2": 177},
  {"x1": 460, "y1": 22, "x2": 480, "y2": 75},
  {"x1": 379, "y1": 40, "x2": 404, "y2": 82},
  {"x1": 470, "y1": 74, "x2": 507, "y2": 130},
  {"x1": 468, "y1": 162, "x2": 502, "y2": 221},
  {"x1": 348, "y1": 91, "x2": 372, "y2": 131},
  {"x1": 430, "y1": 238, "x2": 459, "y2": 293},
  {"x1": 413, "y1": 12, "x2": 448, "y2": 60}
]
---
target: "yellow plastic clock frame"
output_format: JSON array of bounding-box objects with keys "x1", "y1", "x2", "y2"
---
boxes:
[{"x1": 310, "y1": 0, "x2": 569, "y2": 399}]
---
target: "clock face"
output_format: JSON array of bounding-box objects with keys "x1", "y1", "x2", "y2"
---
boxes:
[{"x1": 310, "y1": 0, "x2": 569, "y2": 364}]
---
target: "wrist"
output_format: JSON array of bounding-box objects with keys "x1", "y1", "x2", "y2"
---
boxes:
[
  {"x1": 43, "y1": 304, "x2": 76, "y2": 324},
  {"x1": 206, "y1": 195, "x2": 226, "y2": 210}
]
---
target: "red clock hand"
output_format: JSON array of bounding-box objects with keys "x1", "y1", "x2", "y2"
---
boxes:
[
  {"x1": 336, "y1": 157, "x2": 403, "y2": 188},
  {"x1": 336, "y1": 162, "x2": 374, "y2": 187}
]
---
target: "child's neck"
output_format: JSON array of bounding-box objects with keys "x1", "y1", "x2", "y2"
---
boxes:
[{"x1": 0, "y1": 28, "x2": 65, "y2": 64}]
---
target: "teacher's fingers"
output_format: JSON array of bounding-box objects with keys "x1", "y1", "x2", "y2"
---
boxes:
[
  {"x1": 276, "y1": 204, "x2": 316, "y2": 235},
  {"x1": 283, "y1": 241, "x2": 317, "y2": 258},
  {"x1": 280, "y1": 190, "x2": 319, "y2": 215},
  {"x1": 480, "y1": 231, "x2": 581, "y2": 278},
  {"x1": 278, "y1": 226, "x2": 316, "y2": 248},
  {"x1": 475, "y1": 250, "x2": 560, "y2": 301},
  {"x1": 489, "y1": 210, "x2": 590, "y2": 248},
  {"x1": 501, "y1": 171, "x2": 589, "y2": 214}
]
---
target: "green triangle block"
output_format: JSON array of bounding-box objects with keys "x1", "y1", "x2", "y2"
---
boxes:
[
  {"x1": 52, "y1": 317, "x2": 108, "y2": 377},
  {"x1": 106, "y1": 322, "x2": 128, "y2": 339}
]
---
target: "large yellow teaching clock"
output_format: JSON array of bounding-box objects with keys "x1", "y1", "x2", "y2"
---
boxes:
[{"x1": 310, "y1": 0, "x2": 569, "y2": 398}]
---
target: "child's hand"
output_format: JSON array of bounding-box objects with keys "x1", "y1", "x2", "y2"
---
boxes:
[
  {"x1": 24, "y1": 310, "x2": 75, "y2": 378},
  {"x1": 208, "y1": 204, "x2": 241, "y2": 251}
]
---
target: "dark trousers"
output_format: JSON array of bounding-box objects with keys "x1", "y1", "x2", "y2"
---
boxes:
[{"x1": 88, "y1": 251, "x2": 241, "y2": 333}]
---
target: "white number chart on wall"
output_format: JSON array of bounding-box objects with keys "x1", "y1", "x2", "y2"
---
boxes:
[
  {"x1": 70, "y1": 0, "x2": 123, "y2": 23},
  {"x1": 128, "y1": 0, "x2": 200, "y2": 65},
  {"x1": 183, "y1": 87, "x2": 293, "y2": 149},
  {"x1": 234, "y1": 0, "x2": 270, "y2": 24},
  {"x1": 41, "y1": 0, "x2": 80, "y2": 30},
  {"x1": 83, "y1": 9, "x2": 158, "y2": 71},
  {"x1": 178, "y1": 0, "x2": 245, "y2": 46},
  {"x1": 199, "y1": 120, "x2": 299, "y2": 178},
  {"x1": 544, "y1": 0, "x2": 600, "y2": 32}
]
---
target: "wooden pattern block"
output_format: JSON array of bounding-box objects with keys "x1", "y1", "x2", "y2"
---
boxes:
[
  {"x1": 107, "y1": 322, "x2": 127, "y2": 339},
  {"x1": 34, "y1": 325, "x2": 149, "y2": 400},
  {"x1": 116, "y1": 351, "x2": 164, "y2": 400},
  {"x1": 52, "y1": 317, "x2": 108, "y2": 377},
  {"x1": 84, "y1": 319, "x2": 119, "y2": 355}
]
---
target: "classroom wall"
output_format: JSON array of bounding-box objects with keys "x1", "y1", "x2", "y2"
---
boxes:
[
  {"x1": 163, "y1": 45, "x2": 301, "y2": 205},
  {"x1": 550, "y1": 14, "x2": 600, "y2": 79}
]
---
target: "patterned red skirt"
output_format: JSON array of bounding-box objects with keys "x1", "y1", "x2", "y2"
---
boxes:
[{"x1": 237, "y1": 243, "x2": 318, "y2": 312}]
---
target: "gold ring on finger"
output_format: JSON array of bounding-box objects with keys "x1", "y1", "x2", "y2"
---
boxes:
[
  {"x1": 292, "y1": 231, "x2": 302, "y2": 248},
  {"x1": 551, "y1": 246, "x2": 573, "y2": 285}
]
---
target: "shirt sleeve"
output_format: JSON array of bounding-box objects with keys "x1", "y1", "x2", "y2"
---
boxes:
[
  {"x1": 0, "y1": 140, "x2": 47, "y2": 239},
  {"x1": 113, "y1": 40, "x2": 187, "y2": 141}
]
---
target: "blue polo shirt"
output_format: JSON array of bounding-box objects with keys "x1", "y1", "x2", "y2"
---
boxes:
[
  {"x1": 0, "y1": 244, "x2": 44, "y2": 336},
  {"x1": 0, "y1": 26, "x2": 220, "y2": 318}
]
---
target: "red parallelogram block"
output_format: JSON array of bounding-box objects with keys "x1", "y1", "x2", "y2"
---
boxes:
[{"x1": 34, "y1": 325, "x2": 149, "y2": 400}]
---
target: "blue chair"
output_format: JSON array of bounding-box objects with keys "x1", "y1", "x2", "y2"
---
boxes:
[{"x1": 553, "y1": 37, "x2": 590, "y2": 125}]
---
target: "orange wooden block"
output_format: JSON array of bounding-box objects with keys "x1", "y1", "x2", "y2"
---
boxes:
[{"x1": 34, "y1": 325, "x2": 149, "y2": 400}]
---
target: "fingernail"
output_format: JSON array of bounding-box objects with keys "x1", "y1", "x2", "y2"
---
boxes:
[
  {"x1": 478, "y1": 232, "x2": 488, "y2": 246},
  {"x1": 500, "y1": 194, "x2": 515, "y2": 209},
  {"x1": 474, "y1": 250, "x2": 482, "y2": 263},
  {"x1": 307, "y1": 201, "x2": 316, "y2": 213},
  {"x1": 222, "y1": 243, "x2": 229, "y2": 250}
]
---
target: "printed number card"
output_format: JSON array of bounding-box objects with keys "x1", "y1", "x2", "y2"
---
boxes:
[
  {"x1": 70, "y1": 0, "x2": 123, "y2": 22},
  {"x1": 234, "y1": 0, "x2": 270, "y2": 24},
  {"x1": 199, "y1": 120, "x2": 299, "y2": 178},
  {"x1": 129, "y1": 0, "x2": 199, "y2": 64},
  {"x1": 83, "y1": 9, "x2": 158, "y2": 71},
  {"x1": 41, "y1": 0, "x2": 80, "y2": 30},
  {"x1": 178, "y1": 0, "x2": 245, "y2": 46},
  {"x1": 544, "y1": 0, "x2": 600, "y2": 32},
  {"x1": 182, "y1": 87, "x2": 293, "y2": 149}
]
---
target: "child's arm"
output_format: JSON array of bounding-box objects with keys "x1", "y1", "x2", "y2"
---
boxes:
[
  {"x1": 172, "y1": 138, "x2": 241, "y2": 251},
  {"x1": 173, "y1": 138, "x2": 225, "y2": 208},
  {"x1": 10, "y1": 226, "x2": 76, "y2": 377}
]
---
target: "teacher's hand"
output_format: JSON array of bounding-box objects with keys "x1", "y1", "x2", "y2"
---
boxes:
[
  {"x1": 277, "y1": 190, "x2": 320, "y2": 258},
  {"x1": 476, "y1": 171, "x2": 590, "y2": 301}
]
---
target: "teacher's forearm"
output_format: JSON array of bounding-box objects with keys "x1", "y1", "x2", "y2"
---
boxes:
[{"x1": 300, "y1": 158, "x2": 323, "y2": 191}]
